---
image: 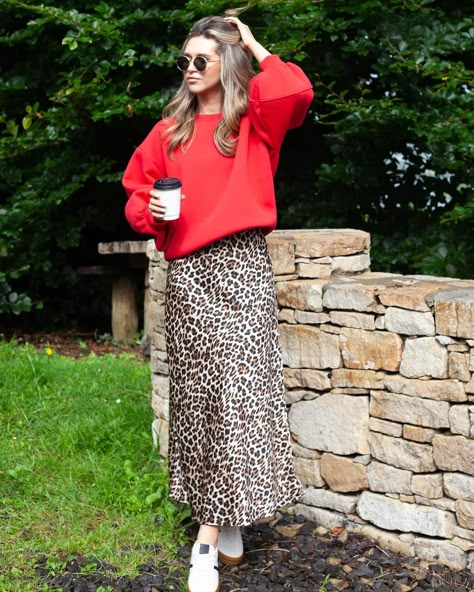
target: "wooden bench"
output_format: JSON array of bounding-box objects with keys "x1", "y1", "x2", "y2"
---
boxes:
[{"x1": 80, "y1": 241, "x2": 150, "y2": 343}]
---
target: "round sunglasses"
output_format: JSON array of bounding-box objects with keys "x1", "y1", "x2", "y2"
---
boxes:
[{"x1": 176, "y1": 55, "x2": 220, "y2": 72}]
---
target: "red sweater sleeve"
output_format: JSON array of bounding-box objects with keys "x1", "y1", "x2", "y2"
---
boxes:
[
  {"x1": 122, "y1": 122, "x2": 169, "y2": 248},
  {"x1": 248, "y1": 55, "x2": 314, "y2": 153}
]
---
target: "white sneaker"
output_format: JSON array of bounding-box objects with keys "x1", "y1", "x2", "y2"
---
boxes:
[
  {"x1": 187, "y1": 542, "x2": 219, "y2": 592},
  {"x1": 218, "y1": 525, "x2": 244, "y2": 565}
]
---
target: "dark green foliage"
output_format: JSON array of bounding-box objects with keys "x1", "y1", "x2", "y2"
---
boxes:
[{"x1": 0, "y1": 0, "x2": 473, "y2": 322}]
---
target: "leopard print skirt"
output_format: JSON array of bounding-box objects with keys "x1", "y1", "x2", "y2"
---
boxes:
[{"x1": 165, "y1": 229, "x2": 303, "y2": 526}]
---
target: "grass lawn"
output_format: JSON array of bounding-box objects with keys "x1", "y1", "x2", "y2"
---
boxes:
[{"x1": 0, "y1": 340, "x2": 189, "y2": 591}]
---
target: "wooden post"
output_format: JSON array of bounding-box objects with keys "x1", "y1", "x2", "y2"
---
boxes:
[{"x1": 112, "y1": 276, "x2": 138, "y2": 343}]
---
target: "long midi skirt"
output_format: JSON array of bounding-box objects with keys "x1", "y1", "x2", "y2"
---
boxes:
[{"x1": 165, "y1": 229, "x2": 303, "y2": 526}]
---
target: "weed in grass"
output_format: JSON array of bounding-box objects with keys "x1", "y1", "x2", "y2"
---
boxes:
[
  {"x1": 0, "y1": 340, "x2": 190, "y2": 590},
  {"x1": 44, "y1": 559, "x2": 67, "y2": 576}
]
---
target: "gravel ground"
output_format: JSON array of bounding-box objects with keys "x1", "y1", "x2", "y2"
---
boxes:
[{"x1": 36, "y1": 513, "x2": 474, "y2": 592}]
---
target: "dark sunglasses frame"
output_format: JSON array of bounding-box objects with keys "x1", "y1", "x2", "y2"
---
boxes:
[{"x1": 176, "y1": 55, "x2": 220, "y2": 72}]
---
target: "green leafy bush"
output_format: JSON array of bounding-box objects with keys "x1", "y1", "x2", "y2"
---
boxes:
[{"x1": 0, "y1": 0, "x2": 473, "y2": 324}]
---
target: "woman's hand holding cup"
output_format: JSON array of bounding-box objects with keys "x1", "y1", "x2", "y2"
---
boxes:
[{"x1": 148, "y1": 186, "x2": 186, "y2": 222}]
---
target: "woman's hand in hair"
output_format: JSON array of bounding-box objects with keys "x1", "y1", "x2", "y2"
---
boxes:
[{"x1": 224, "y1": 16, "x2": 271, "y2": 63}]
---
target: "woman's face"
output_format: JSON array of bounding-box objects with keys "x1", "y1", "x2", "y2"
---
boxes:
[{"x1": 182, "y1": 35, "x2": 222, "y2": 98}]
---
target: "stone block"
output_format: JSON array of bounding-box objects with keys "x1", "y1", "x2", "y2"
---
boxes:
[
  {"x1": 375, "y1": 315, "x2": 385, "y2": 329},
  {"x1": 454, "y1": 525, "x2": 474, "y2": 544},
  {"x1": 358, "y1": 491, "x2": 456, "y2": 537},
  {"x1": 384, "y1": 375, "x2": 467, "y2": 402},
  {"x1": 152, "y1": 331, "x2": 167, "y2": 352},
  {"x1": 451, "y1": 537, "x2": 474, "y2": 552},
  {"x1": 320, "y1": 453, "x2": 369, "y2": 492},
  {"x1": 448, "y1": 352, "x2": 471, "y2": 382},
  {"x1": 369, "y1": 417, "x2": 403, "y2": 437},
  {"x1": 434, "y1": 290, "x2": 474, "y2": 339},
  {"x1": 278, "y1": 308, "x2": 296, "y2": 324},
  {"x1": 152, "y1": 374, "x2": 169, "y2": 399},
  {"x1": 151, "y1": 393, "x2": 169, "y2": 421},
  {"x1": 340, "y1": 328, "x2": 403, "y2": 371},
  {"x1": 267, "y1": 237, "x2": 295, "y2": 275},
  {"x1": 323, "y1": 283, "x2": 378, "y2": 312},
  {"x1": 151, "y1": 418, "x2": 169, "y2": 457},
  {"x1": 466, "y1": 376, "x2": 474, "y2": 394},
  {"x1": 284, "y1": 389, "x2": 313, "y2": 404},
  {"x1": 302, "y1": 486, "x2": 359, "y2": 514},
  {"x1": 384, "y1": 307, "x2": 435, "y2": 336},
  {"x1": 150, "y1": 299, "x2": 165, "y2": 329},
  {"x1": 292, "y1": 229, "x2": 370, "y2": 258},
  {"x1": 274, "y1": 274, "x2": 298, "y2": 282},
  {"x1": 400, "y1": 337, "x2": 448, "y2": 379},
  {"x1": 331, "y1": 254, "x2": 371, "y2": 273},
  {"x1": 329, "y1": 311, "x2": 375, "y2": 330},
  {"x1": 296, "y1": 261, "x2": 332, "y2": 279},
  {"x1": 332, "y1": 368, "x2": 385, "y2": 389},
  {"x1": 369, "y1": 391, "x2": 450, "y2": 429},
  {"x1": 433, "y1": 434, "x2": 474, "y2": 476},
  {"x1": 411, "y1": 473, "x2": 443, "y2": 499},
  {"x1": 413, "y1": 538, "x2": 467, "y2": 570},
  {"x1": 414, "y1": 496, "x2": 456, "y2": 511},
  {"x1": 150, "y1": 265, "x2": 167, "y2": 292},
  {"x1": 369, "y1": 432, "x2": 436, "y2": 473},
  {"x1": 321, "y1": 324, "x2": 341, "y2": 334},
  {"x1": 456, "y1": 500, "x2": 474, "y2": 530},
  {"x1": 291, "y1": 439, "x2": 321, "y2": 459},
  {"x1": 354, "y1": 454, "x2": 371, "y2": 465},
  {"x1": 448, "y1": 344, "x2": 470, "y2": 352},
  {"x1": 366, "y1": 461, "x2": 412, "y2": 494},
  {"x1": 377, "y1": 283, "x2": 446, "y2": 312},
  {"x1": 403, "y1": 425, "x2": 436, "y2": 443},
  {"x1": 294, "y1": 311, "x2": 330, "y2": 324},
  {"x1": 449, "y1": 404, "x2": 474, "y2": 437},
  {"x1": 289, "y1": 394, "x2": 369, "y2": 455},
  {"x1": 444, "y1": 472, "x2": 474, "y2": 502},
  {"x1": 293, "y1": 457, "x2": 325, "y2": 487},
  {"x1": 286, "y1": 503, "x2": 346, "y2": 530},
  {"x1": 283, "y1": 368, "x2": 331, "y2": 390},
  {"x1": 276, "y1": 280, "x2": 325, "y2": 312},
  {"x1": 352, "y1": 525, "x2": 415, "y2": 557},
  {"x1": 279, "y1": 324, "x2": 341, "y2": 369}
]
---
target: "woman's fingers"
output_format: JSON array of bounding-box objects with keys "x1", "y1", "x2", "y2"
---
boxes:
[
  {"x1": 224, "y1": 16, "x2": 255, "y2": 48},
  {"x1": 148, "y1": 192, "x2": 166, "y2": 220}
]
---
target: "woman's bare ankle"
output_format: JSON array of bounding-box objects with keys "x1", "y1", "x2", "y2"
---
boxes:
[{"x1": 196, "y1": 524, "x2": 219, "y2": 548}]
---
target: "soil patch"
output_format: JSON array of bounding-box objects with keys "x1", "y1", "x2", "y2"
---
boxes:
[
  {"x1": 35, "y1": 514, "x2": 474, "y2": 592},
  {"x1": 1, "y1": 331, "x2": 146, "y2": 359}
]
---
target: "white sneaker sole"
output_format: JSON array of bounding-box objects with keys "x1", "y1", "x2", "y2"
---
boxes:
[{"x1": 187, "y1": 585, "x2": 220, "y2": 592}]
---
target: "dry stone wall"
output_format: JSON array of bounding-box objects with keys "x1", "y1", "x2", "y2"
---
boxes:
[{"x1": 147, "y1": 229, "x2": 474, "y2": 572}]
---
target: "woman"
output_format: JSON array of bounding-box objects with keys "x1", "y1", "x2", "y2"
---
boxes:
[{"x1": 123, "y1": 15, "x2": 313, "y2": 592}]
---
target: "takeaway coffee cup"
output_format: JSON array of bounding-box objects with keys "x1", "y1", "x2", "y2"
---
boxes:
[{"x1": 153, "y1": 177, "x2": 182, "y2": 220}]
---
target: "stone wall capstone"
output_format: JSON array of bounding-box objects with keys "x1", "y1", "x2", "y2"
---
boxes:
[{"x1": 147, "y1": 229, "x2": 474, "y2": 572}]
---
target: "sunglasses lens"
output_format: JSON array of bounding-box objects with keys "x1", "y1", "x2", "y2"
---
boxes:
[
  {"x1": 194, "y1": 57, "x2": 207, "y2": 71},
  {"x1": 177, "y1": 56, "x2": 189, "y2": 71}
]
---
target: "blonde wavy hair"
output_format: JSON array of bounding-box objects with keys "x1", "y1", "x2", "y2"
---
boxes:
[{"x1": 162, "y1": 16, "x2": 255, "y2": 158}]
